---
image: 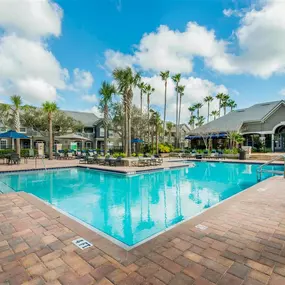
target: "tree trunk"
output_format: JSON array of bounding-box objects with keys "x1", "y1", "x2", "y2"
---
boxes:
[
  {"x1": 48, "y1": 113, "x2": 53, "y2": 160},
  {"x1": 219, "y1": 100, "x2": 221, "y2": 117},
  {"x1": 151, "y1": 124, "x2": 154, "y2": 154},
  {"x1": 175, "y1": 84, "x2": 179, "y2": 147},
  {"x1": 177, "y1": 93, "x2": 182, "y2": 148},
  {"x1": 224, "y1": 106, "x2": 226, "y2": 116},
  {"x1": 140, "y1": 90, "x2": 143, "y2": 114},
  {"x1": 156, "y1": 125, "x2": 159, "y2": 154},
  {"x1": 163, "y1": 81, "x2": 167, "y2": 143},
  {"x1": 147, "y1": 94, "x2": 150, "y2": 144},
  {"x1": 207, "y1": 102, "x2": 210, "y2": 123},
  {"x1": 123, "y1": 94, "x2": 128, "y2": 155},
  {"x1": 104, "y1": 104, "x2": 108, "y2": 155},
  {"x1": 14, "y1": 110, "x2": 21, "y2": 156}
]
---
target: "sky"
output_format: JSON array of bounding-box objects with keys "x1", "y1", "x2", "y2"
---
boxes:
[{"x1": 0, "y1": 0, "x2": 285, "y2": 124}]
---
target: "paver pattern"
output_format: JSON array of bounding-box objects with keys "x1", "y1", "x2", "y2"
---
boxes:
[{"x1": 0, "y1": 172, "x2": 285, "y2": 284}]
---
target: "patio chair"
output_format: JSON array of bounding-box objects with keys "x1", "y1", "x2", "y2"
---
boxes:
[
  {"x1": 67, "y1": 152, "x2": 74, "y2": 159},
  {"x1": 190, "y1": 150, "x2": 196, "y2": 157},
  {"x1": 109, "y1": 157, "x2": 123, "y2": 167},
  {"x1": 104, "y1": 157, "x2": 111, "y2": 166},
  {"x1": 9, "y1": 153, "x2": 21, "y2": 165},
  {"x1": 79, "y1": 156, "x2": 88, "y2": 164},
  {"x1": 217, "y1": 151, "x2": 225, "y2": 159}
]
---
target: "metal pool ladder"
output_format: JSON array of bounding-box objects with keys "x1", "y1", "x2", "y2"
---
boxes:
[{"x1": 256, "y1": 155, "x2": 285, "y2": 181}]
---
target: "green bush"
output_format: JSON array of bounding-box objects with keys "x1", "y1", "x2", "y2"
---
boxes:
[
  {"x1": 158, "y1": 143, "x2": 171, "y2": 153},
  {"x1": 223, "y1": 148, "x2": 239, "y2": 154},
  {"x1": 113, "y1": 152, "x2": 126, "y2": 158}
]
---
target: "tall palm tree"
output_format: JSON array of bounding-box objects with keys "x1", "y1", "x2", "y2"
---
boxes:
[
  {"x1": 42, "y1": 101, "x2": 58, "y2": 160},
  {"x1": 196, "y1": 116, "x2": 205, "y2": 127},
  {"x1": 189, "y1": 115, "x2": 196, "y2": 129},
  {"x1": 145, "y1": 84, "x2": 155, "y2": 144},
  {"x1": 113, "y1": 67, "x2": 141, "y2": 156},
  {"x1": 166, "y1": 122, "x2": 173, "y2": 144},
  {"x1": 188, "y1": 106, "x2": 196, "y2": 117},
  {"x1": 137, "y1": 82, "x2": 146, "y2": 114},
  {"x1": 221, "y1": 94, "x2": 230, "y2": 115},
  {"x1": 171, "y1": 73, "x2": 181, "y2": 147},
  {"x1": 216, "y1": 93, "x2": 225, "y2": 118},
  {"x1": 177, "y1": 85, "x2": 185, "y2": 147},
  {"x1": 194, "y1": 103, "x2": 203, "y2": 118},
  {"x1": 210, "y1": 110, "x2": 219, "y2": 120},
  {"x1": 160, "y1": 71, "x2": 170, "y2": 143},
  {"x1": 228, "y1": 99, "x2": 237, "y2": 111},
  {"x1": 10, "y1": 95, "x2": 22, "y2": 155},
  {"x1": 204, "y1": 96, "x2": 213, "y2": 123},
  {"x1": 99, "y1": 81, "x2": 116, "y2": 155}
]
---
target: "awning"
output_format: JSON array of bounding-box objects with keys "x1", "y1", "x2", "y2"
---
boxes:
[
  {"x1": 0, "y1": 130, "x2": 29, "y2": 139},
  {"x1": 185, "y1": 133, "x2": 228, "y2": 140},
  {"x1": 131, "y1": 138, "x2": 144, "y2": 143}
]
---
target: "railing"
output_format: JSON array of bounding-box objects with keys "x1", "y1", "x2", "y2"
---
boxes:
[
  {"x1": 34, "y1": 156, "x2": 47, "y2": 170},
  {"x1": 256, "y1": 155, "x2": 285, "y2": 181}
]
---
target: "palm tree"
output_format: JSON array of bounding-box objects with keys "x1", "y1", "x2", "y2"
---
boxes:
[
  {"x1": 171, "y1": 73, "x2": 181, "y2": 147},
  {"x1": 221, "y1": 94, "x2": 230, "y2": 115},
  {"x1": 216, "y1": 93, "x2": 225, "y2": 117},
  {"x1": 176, "y1": 85, "x2": 185, "y2": 147},
  {"x1": 204, "y1": 96, "x2": 213, "y2": 123},
  {"x1": 166, "y1": 122, "x2": 173, "y2": 144},
  {"x1": 42, "y1": 101, "x2": 58, "y2": 160},
  {"x1": 194, "y1": 103, "x2": 203, "y2": 118},
  {"x1": 189, "y1": 115, "x2": 196, "y2": 129},
  {"x1": 99, "y1": 81, "x2": 116, "y2": 155},
  {"x1": 137, "y1": 82, "x2": 146, "y2": 114},
  {"x1": 160, "y1": 71, "x2": 170, "y2": 143},
  {"x1": 113, "y1": 67, "x2": 141, "y2": 156},
  {"x1": 228, "y1": 99, "x2": 237, "y2": 111},
  {"x1": 210, "y1": 110, "x2": 219, "y2": 120},
  {"x1": 196, "y1": 116, "x2": 205, "y2": 127},
  {"x1": 188, "y1": 106, "x2": 196, "y2": 117},
  {"x1": 10, "y1": 95, "x2": 22, "y2": 155},
  {"x1": 145, "y1": 84, "x2": 155, "y2": 144}
]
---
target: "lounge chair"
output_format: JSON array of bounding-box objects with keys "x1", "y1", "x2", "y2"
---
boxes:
[
  {"x1": 9, "y1": 153, "x2": 21, "y2": 164},
  {"x1": 67, "y1": 152, "x2": 74, "y2": 159},
  {"x1": 217, "y1": 151, "x2": 225, "y2": 159},
  {"x1": 109, "y1": 157, "x2": 123, "y2": 167}
]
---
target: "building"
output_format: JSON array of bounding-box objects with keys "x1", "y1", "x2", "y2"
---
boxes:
[
  {"x1": 0, "y1": 110, "x2": 121, "y2": 151},
  {"x1": 168, "y1": 123, "x2": 191, "y2": 148},
  {"x1": 186, "y1": 100, "x2": 285, "y2": 152}
]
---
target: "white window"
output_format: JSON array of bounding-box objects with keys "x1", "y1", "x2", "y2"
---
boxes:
[
  {"x1": 0, "y1": 139, "x2": 7, "y2": 149},
  {"x1": 19, "y1": 128, "x2": 26, "y2": 133},
  {"x1": 108, "y1": 130, "x2": 114, "y2": 137},
  {"x1": 100, "y1": 128, "x2": 104, "y2": 137}
]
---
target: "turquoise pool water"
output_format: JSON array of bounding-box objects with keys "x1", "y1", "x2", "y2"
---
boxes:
[{"x1": 0, "y1": 162, "x2": 283, "y2": 246}]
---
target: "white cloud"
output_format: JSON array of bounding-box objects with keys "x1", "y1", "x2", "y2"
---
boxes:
[
  {"x1": 104, "y1": 22, "x2": 227, "y2": 74},
  {"x1": 73, "y1": 68, "x2": 94, "y2": 90},
  {"x1": 0, "y1": 0, "x2": 95, "y2": 105},
  {"x1": 133, "y1": 75, "x2": 227, "y2": 123},
  {"x1": 105, "y1": 0, "x2": 285, "y2": 78},
  {"x1": 82, "y1": 94, "x2": 98, "y2": 103},
  {"x1": 82, "y1": 106, "x2": 102, "y2": 118},
  {"x1": 104, "y1": 50, "x2": 136, "y2": 71},
  {"x1": 279, "y1": 88, "x2": 285, "y2": 96},
  {"x1": 0, "y1": 0, "x2": 62, "y2": 38},
  {"x1": 223, "y1": 9, "x2": 244, "y2": 17}
]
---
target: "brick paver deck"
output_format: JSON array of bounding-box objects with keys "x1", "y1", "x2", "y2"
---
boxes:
[{"x1": 1, "y1": 174, "x2": 285, "y2": 284}]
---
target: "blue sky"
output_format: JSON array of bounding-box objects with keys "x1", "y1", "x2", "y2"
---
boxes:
[{"x1": 0, "y1": 0, "x2": 284, "y2": 122}]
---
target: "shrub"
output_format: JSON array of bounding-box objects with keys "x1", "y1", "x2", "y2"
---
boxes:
[
  {"x1": 158, "y1": 144, "x2": 171, "y2": 153},
  {"x1": 113, "y1": 152, "x2": 126, "y2": 158}
]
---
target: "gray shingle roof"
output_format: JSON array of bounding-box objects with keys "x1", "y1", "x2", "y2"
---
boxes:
[
  {"x1": 189, "y1": 100, "x2": 282, "y2": 134},
  {"x1": 63, "y1": 111, "x2": 101, "y2": 126}
]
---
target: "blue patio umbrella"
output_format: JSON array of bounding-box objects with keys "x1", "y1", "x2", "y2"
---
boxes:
[
  {"x1": 131, "y1": 138, "x2": 144, "y2": 143},
  {"x1": 0, "y1": 130, "x2": 29, "y2": 139}
]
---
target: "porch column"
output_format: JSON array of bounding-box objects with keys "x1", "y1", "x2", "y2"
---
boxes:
[
  {"x1": 30, "y1": 138, "x2": 33, "y2": 149},
  {"x1": 271, "y1": 134, "x2": 274, "y2": 152}
]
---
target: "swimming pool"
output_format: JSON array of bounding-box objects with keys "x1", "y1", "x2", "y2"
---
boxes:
[{"x1": 0, "y1": 162, "x2": 283, "y2": 247}]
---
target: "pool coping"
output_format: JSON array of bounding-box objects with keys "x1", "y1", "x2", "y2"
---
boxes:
[{"x1": 2, "y1": 161, "x2": 283, "y2": 250}]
